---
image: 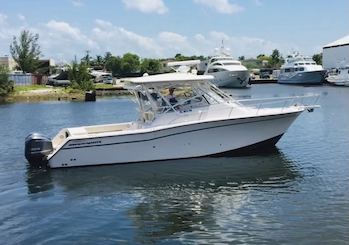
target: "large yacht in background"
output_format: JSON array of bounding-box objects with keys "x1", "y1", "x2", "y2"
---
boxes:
[
  {"x1": 278, "y1": 52, "x2": 325, "y2": 85},
  {"x1": 203, "y1": 44, "x2": 250, "y2": 88}
]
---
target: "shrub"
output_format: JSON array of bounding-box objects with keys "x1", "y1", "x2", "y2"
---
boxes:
[
  {"x1": 68, "y1": 62, "x2": 94, "y2": 91},
  {"x1": 0, "y1": 66, "x2": 14, "y2": 96}
]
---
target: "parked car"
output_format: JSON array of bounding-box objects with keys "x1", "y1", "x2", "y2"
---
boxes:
[{"x1": 99, "y1": 74, "x2": 113, "y2": 84}]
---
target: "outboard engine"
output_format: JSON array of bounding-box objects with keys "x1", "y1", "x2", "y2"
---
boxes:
[{"x1": 25, "y1": 133, "x2": 53, "y2": 166}]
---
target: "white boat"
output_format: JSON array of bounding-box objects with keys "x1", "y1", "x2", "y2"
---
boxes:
[
  {"x1": 278, "y1": 52, "x2": 325, "y2": 85},
  {"x1": 203, "y1": 44, "x2": 250, "y2": 88},
  {"x1": 326, "y1": 66, "x2": 349, "y2": 86},
  {"x1": 25, "y1": 73, "x2": 318, "y2": 168}
]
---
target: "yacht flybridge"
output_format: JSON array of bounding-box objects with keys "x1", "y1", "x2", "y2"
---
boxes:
[{"x1": 25, "y1": 73, "x2": 318, "y2": 168}]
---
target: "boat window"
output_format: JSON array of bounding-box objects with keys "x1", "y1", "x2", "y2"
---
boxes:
[
  {"x1": 153, "y1": 86, "x2": 210, "y2": 113},
  {"x1": 299, "y1": 63, "x2": 304, "y2": 65},
  {"x1": 223, "y1": 62, "x2": 240, "y2": 66},
  {"x1": 208, "y1": 68, "x2": 221, "y2": 73},
  {"x1": 137, "y1": 91, "x2": 153, "y2": 113},
  {"x1": 285, "y1": 68, "x2": 291, "y2": 72},
  {"x1": 295, "y1": 68, "x2": 298, "y2": 71},
  {"x1": 305, "y1": 63, "x2": 310, "y2": 65},
  {"x1": 299, "y1": 67, "x2": 304, "y2": 71},
  {"x1": 294, "y1": 63, "x2": 298, "y2": 66}
]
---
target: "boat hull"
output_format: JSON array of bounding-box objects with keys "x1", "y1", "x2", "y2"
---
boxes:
[
  {"x1": 209, "y1": 70, "x2": 250, "y2": 88},
  {"x1": 327, "y1": 77, "x2": 349, "y2": 86},
  {"x1": 278, "y1": 70, "x2": 324, "y2": 85},
  {"x1": 48, "y1": 112, "x2": 301, "y2": 168}
]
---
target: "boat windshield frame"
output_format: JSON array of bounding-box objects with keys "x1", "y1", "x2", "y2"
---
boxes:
[{"x1": 128, "y1": 80, "x2": 233, "y2": 122}]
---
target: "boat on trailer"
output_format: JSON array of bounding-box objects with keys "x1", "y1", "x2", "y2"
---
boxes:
[{"x1": 25, "y1": 72, "x2": 318, "y2": 168}]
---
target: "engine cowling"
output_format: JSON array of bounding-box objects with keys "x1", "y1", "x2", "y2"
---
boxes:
[{"x1": 25, "y1": 133, "x2": 53, "y2": 166}]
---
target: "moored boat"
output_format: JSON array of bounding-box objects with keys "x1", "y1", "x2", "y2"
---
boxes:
[
  {"x1": 326, "y1": 66, "x2": 349, "y2": 86},
  {"x1": 278, "y1": 52, "x2": 325, "y2": 85},
  {"x1": 203, "y1": 43, "x2": 250, "y2": 88},
  {"x1": 25, "y1": 72, "x2": 318, "y2": 168}
]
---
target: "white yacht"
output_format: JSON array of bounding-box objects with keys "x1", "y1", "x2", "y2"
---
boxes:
[
  {"x1": 326, "y1": 66, "x2": 349, "y2": 86},
  {"x1": 25, "y1": 73, "x2": 318, "y2": 168},
  {"x1": 278, "y1": 52, "x2": 325, "y2": 85},
  {"x1": 203, "y1": 45, "x2": 250, "y2": 88}
]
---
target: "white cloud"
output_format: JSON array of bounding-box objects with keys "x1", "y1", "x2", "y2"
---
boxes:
[
  {"x1": 92, "y1": 19, "x2": 159, "y2": 56},
  {"x1": 72, "y1": 0, "x2": 84, "y2": 7},
  {"x1": 17, "y1": 14, "x2": 26, "y2": 21},
  {"x1": 0, "y1": 13, "x2": 7, "y2": 25},
  {"x1": 0, "y1": 16, "x2": 297, "y2": 62},
  {"x1": 193, "y1": 0, "x2": 244, "y2": 14},
  {"x1": 45, "y1": 20, "x2": 97, "y2": 48},
  {"x1": 36, "y1": 20, "x2": 99, "y2": 60},
  {"x1": 122, "y1": 0, "x2": 168, "y2": 14}
]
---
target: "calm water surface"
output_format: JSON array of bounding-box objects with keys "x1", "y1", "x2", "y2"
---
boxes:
[{"x1": 0, "y1": 84, "x2": 348, "y2": 244}]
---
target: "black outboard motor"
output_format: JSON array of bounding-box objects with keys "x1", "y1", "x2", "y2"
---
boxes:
[{"x1": 25, "y1": 133, "x2": 53, "y2": 166}]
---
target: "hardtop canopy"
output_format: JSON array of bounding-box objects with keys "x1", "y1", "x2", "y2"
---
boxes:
[{"x1": 123, "y1": 73, "x2": 214, "y2": 86}]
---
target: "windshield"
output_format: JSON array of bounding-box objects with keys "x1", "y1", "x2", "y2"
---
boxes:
[{"x1": 132, "y1": 82, "x2": 230, "y2": 121}]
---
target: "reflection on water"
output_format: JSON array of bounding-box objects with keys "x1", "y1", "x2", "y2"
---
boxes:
[
  {"x1": 26, "y1": 149, "x2": 298, "y2": 244},
  {"x1": 26, "y1": 148, "x2": 297, "y2": 194}
]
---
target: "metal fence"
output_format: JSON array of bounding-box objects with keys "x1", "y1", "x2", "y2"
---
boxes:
[{"x1": 9, "y1": 74, "x2": 48, "y2": 86}]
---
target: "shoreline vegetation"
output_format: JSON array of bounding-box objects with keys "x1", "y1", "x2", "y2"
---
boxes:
[{"x1": 1, "y1": 84, "x2": 131, "y2": 103}]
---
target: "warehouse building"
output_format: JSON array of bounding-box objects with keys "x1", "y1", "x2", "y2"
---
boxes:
[{"x1": 323, "y1": 35, "x2": 349, "y2": 69}]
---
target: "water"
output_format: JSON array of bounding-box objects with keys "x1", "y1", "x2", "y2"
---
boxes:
[{"x1": 0, "y1": 84, "x2": 348, "y2": 244}]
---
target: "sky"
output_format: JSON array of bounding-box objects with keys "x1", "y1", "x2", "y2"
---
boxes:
[{"x1": 0, "y1": 0, "x2": 348, "y2": 63}]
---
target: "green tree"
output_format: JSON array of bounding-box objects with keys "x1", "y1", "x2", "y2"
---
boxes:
[
  {"x1": 104, "y1": 52, "x2": 112, "y2": 64},
  {"x1": 105, "y1": 56, "x2": 122, "y2": 76},
  {"x1": 238, "y1": 56, "x2": 245, "y2": 61},
  {"x1": 0, "y1": 66, "x2": 14, "y2": 96},
  {"x1": 81, "y1": 50, "x2": 91, "y2": 66},
  {"x1": 174, "y1": 53, "x2": 204, "y2": 61},
  {"x1": 140, "y1": 59, "x2": 162, "y2": 74},
  {"x1": 312, "y1": 53, "x2": 322, "y2": 65},
  {"x1": 10, "y1": 30, "x2": 41, "y2": 73},
  {"x1": 270, "y1": 49, "x2": 283, "y2": 68},
  {"x1": 91, "y1": 55, "x2": 104, "y2": 67},
  {"x1": 121, "y1": 53, "x2": 140, "y2": 74},
  {"x1": 68, "y1": 61, "x2": 94, "y2": 91}
]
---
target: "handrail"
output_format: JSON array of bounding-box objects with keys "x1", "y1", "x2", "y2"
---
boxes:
[{"x1": 236, "y1": 94, "x2": 319, "y2": 103}]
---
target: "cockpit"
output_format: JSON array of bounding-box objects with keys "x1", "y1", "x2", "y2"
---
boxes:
[{"x1": 131, "y1": 81, "x2": 232, "y2": 123}]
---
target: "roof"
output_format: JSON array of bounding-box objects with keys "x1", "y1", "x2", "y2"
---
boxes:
[
  {"x1": 323, "y1": 35, "x2": 349, "y2": 48},
  {"x1": 123, "y1": 73, "x2": 214, "y2": 84}
]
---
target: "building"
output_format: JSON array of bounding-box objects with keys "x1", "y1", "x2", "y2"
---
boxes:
[
  {"x1": 37, "y1": 59, "x2": 55, "y2": 75},
  {"x1": 0, "y1": 56, "x2": 17, "y2": 70},
  {"x1": 323, "y1": 35, "x2": 349, "y2": 69}
]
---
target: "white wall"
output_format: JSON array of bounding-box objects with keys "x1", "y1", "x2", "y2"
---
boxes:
[{"x1": 323, "y1": 45, "x2": 349, "y2": 69}]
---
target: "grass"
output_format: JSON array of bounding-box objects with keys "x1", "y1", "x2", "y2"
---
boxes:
[
  {"x1": 95, "y1": 83, "x2": 114, "y2": 89},
  {"x1": 14, "y1": 85, "x2": 48, "y2": 92}
]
